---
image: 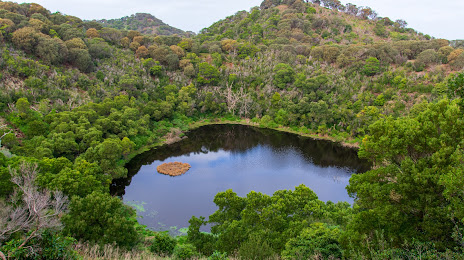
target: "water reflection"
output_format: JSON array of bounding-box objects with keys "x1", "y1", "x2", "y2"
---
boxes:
[{"x1": 111, "y1": 124, "x2": 370, "y2": 232}]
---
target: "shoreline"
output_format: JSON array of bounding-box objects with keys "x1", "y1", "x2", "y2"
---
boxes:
[
  {"x1": 188, "y1": 118, "x2": 361, "y2": 149},
  {"x1": 121, "y1": 117, "x2": 360, "y2": 171}
]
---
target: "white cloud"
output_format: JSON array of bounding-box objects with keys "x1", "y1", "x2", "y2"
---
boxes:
[{"x1": 341, "y1": 0, "x2": 464, "y2": 39}]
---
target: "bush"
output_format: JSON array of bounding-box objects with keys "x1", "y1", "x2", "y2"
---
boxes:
[
  {"x1": 414, "y1": 49, "x2": 440, "y2": 70},
  {"x1": 282, "y1": 223, "x2": 342, "y2": 260},
  {"x1": 1, "y1": 133, "x2": 18, "y2": 149},
  {"x1": 363, "y1": 57, "x2": 381, "y2": 76},
  {"x1": 0, "y1": 229, "x2": 79, "y2": 260},
  {"x1": 208, "y1": 251, "x2": 228, "y2": 260},
  {"x1": 273, "y1": 63, "x2": 295, "y2": 89},
  {"x1": 173, "y1": 243, "x2": 197, "y2": 260},
  {"x1": 150, "y1": 232, "x2": 177, "y2": 256},
  {"x1": 238, "y1": 234, "x2": 274, "y2": 260},
  {"x1": 62, "y1": 191, "x2": 140, "y2": 249},
  {"x1": 150, "y1": 65, "x2": 163, "y2": 77}
]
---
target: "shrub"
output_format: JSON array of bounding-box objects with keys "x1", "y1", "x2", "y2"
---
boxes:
[
  {"x1": 173, "y1": 243, "x2": 197, "y2": 260},
  {"x1": 363, "y1": 57, "x2": 381, "y2": 76},
  {"x1": 208, "y1": 251, "x2": 228, "y2": 260},
  {"x1": 150, "y1": 232, "x2": 177, "y2": 256},
  {"x1": 238, "y1": 234, "x2": 274, "y2": 260},
  {"x1": 282, "y1": 223, "x2": 342, "y2": 260},
  {"x1": 273, "y1": 63, "x2": 295, "y2": 89}
]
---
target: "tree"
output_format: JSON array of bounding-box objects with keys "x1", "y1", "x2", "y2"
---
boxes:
[
  {"x1": 197, "y1": 62, "x2": 220, "y2": 86},
  {"x1": 170, "y1": 45, "x2": 185, "y2": 58},
  {"x1": 363, "y1": 57, "x2": 380, "y2": 76},
  {"x1": 85, "y1": 28, "x2": 99, "y2": 38},
  {"x1": 0, "y1": 18, "x2": 14, "y2": 34},
  {"x1": 62, "y1": 191, "x2": 139, "y2": 248},
  {"x1": 129, "y1": 41, "x2": 140, "y2": 51},
  {"x1": 68, "y1": 48, "x2": 93, "y2": 72},
  {"x1": 135, "y1": 45, "x2": 149, "y2": 58},
  {"x1": 12, "y1": 27, "x2": 39, "y2": 53},
  {"x1": 16, "y1": 98, "x2": 30, "y2": 118},
  {"x1": 120, "y1": 37, "x2": 130, "y2": 48},
  {"x1": 166, "y1": 53, "x2": 180, "y2": 70},
  {"x1": 99, "y1": 27, "x2": 122, "y2": 44},
  {"x1": 0, "y1": 163, "x2": 68, "y2": 259},
  {"x1": 88, "y1": 40, "x2": 112, "y2": 59},
  {"x1": 273, "y1": 63, "x2": 295, "y2": 89},
  {"x1": 29, "y1": 18, "x2": 48, "y2": 33},
  {"x1": 65, "y1": 38, "x2": 87, "y2": 51},
  {"x1": 414, "y1": 49, "x2": 440, "y2": 71},
  {"x1": 121, "y1": 137, "x2": 135, "y2": 160},
  {"x1": 195, "y1": 185, "x2": 329, "y2": 255},
  {"x1": 178, "y1": 38, "x2": 193, "y2": 51},
  {"x1": 36, "y1": 37, "x2": 67, "y2": 65},
  {"x1": 346, "y1": 99, "x2": 464, "y2": 252}
]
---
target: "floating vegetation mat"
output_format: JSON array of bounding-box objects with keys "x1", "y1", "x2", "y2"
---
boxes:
[{"x1": 157, "y1": 162, "x2": 191, "y2": 176}]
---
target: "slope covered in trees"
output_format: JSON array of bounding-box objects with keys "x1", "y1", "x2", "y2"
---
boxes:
[
  {"x1": 0, "y1": 0, "x2": 464, "y2": 258},
  {"x1": 95, "y1": 13, "x2": 194, "y2": 37}
]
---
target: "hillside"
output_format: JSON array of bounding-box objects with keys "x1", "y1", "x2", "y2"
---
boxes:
[
  {"x1": 200, "y1": 0, "x2": 427, "y2": 45},
  {"x1": 95, "y1": 13, "x2": 194, "y2": 37},
  {"x1": 0, "y1": 0, "x2": 464, "y2": 259}
]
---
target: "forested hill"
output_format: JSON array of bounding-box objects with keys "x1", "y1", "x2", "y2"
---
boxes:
[
  {"x1": 95, "y1": 13, "x2": 193, "y2": 37},
  {"x1": 1, "y1": 0, "x2": 464, "y2": 259},
  {"x1": 200, "y1": 0, "x2": 428, "y2": 45}
]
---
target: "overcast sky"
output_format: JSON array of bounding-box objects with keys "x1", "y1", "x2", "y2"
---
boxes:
[{"x1": 23, "y1": 0, "x2": 463, "y2": 40}]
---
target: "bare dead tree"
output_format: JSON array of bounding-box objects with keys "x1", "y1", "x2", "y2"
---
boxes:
[
  {"x1": 0, "y1": 162, "x2": 68, "y2": 258},
  {"x1": 222, "y1": 83, "x2": 249, "y2": 116},
  {"x1": 0, "y1": 125, "x2": 12, "y2": 140}
]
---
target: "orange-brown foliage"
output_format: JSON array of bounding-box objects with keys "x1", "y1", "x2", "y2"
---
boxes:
[{"x1": 157, "y1": 162, "x2": 191, "y2": 176}]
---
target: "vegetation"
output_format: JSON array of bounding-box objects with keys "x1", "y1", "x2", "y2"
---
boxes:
[
  {"x1": 0, "y1": 0, "x2": 463, "y2": 258},
  {"x1": 95, "y1": 13, "x2": 193, "y2": 37},
  {"x1": 157, "y1": 162, "x2": 191, "y2": 176}
]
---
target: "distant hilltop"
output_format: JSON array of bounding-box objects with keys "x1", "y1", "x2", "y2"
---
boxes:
[{"x1": 94, "y1": 13, "x2": 195, "y2": 37}]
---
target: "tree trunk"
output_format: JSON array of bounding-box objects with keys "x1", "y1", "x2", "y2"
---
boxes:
[{"x1": 0, "y1": 250, "x2": 6, "y2": 260}]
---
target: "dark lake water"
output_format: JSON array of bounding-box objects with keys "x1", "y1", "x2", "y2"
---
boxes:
[{"x1": 111, "y1": 124, "x2": 370, "y2": 233}]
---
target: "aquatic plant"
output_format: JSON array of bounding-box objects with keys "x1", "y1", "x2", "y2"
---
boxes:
[{"x1": 157, "y1": 162, "x2": 191, "y2": 176}]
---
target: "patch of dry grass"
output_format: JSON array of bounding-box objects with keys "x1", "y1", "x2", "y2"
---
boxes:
[{"x1": 157, "y1": 162, "x2": 191, "y2": 176}]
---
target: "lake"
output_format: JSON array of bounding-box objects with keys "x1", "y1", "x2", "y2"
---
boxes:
[{"x1": 111, "y1": 124, "x2": 370, "y2": 233}]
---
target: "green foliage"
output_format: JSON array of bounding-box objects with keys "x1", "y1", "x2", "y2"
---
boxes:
[
  {"x1": 150, "y1": 232, "x2": 177, "y2": 256},
  {"x1": 187, "y1": 216, "x2": 216, "y2": 255},
  {"x1": 150, "y1": 65, "x2": 163, "y2": 77},
  {"x1": 39, "y1": 159, "x2": 109, "y2": 197},
  {"x1": 1, "y1": 133, "x2": 18, "y2": 149},
  {"x1": 0, "y1": 1, "x2": 462, "y2": 257},
  {"x1": 68, "y1": 48, "x2": 94, "y2": 72},
  {"x1": 363, "y1": 57, "x2": 381, "y2": 76},
  {"x1": 173, "y1": 243, "x2": 198, "y2": 260},
  {"x1": 208, "y1": 251, "x2": 228, "y2": 260},
  {"x1": 348, "y1": 99, "x2": 464, "y2": 252},
  {"x1": 35, "y1": 230, "x2": 79, "y2": 260},
  {"x1": 238, "y1": 234, "x2": 275, "y2": 260},
  {"x1": 1, "y1": 229, "x2": 78, "y2": 260},
  {"x1": 189, "y1": 185, "x2": 350, "y2": 256},
  {"x1": 197, "y1": 62, "x2": 220, "y2": 86},
  {"x1": 63, "y1": 191, "x2": 140, "y2": 248},
  {"x1": 16, "y1": 98, "x2": 30, "y2": 116},
  {"x1": 448, "y1": 72, "x2": 464, "y2": 102},
  {"x1": 273, "y1": 63, "x2": 295, "y2": 89},
  {"x1": 282, "y1": 223, "x2": 342, "y2": 259}
]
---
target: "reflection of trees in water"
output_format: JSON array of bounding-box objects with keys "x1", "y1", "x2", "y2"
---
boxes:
[{"x1": 111, "y1": 125, "x2": 371, "y2": 196}]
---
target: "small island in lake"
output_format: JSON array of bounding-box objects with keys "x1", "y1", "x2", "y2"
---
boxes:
[{"x1": 157, "y1": 162, "x2": 191, "y2": 176}]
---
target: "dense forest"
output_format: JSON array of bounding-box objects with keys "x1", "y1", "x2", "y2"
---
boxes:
[{"x1": 0, "y1": 0, "x2": 464, "y2": 259}]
